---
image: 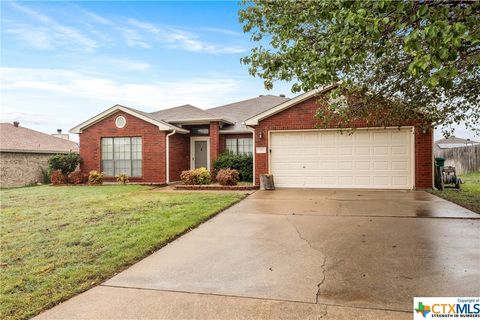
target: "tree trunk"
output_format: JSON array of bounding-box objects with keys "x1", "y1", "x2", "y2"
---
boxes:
[{"x1": 260, "y1": 174, "x2": 275, "y2": 190}]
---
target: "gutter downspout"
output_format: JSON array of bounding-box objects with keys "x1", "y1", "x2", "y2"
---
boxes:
[
  {"x1": 245, "y1": 124, "x2": 256, "y2": 186},
  {"x1": 166, "y1": 130, "x2": 176, "y2": 184}
]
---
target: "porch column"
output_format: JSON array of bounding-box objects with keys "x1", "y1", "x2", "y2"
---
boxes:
[{"x1": 209, "y1": 121, "x2": 220, "y2": 171}]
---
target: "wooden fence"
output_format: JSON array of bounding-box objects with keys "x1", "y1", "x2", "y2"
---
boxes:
[{"x1": 435, "y1": 144, "x2": 480, "y2": 175}]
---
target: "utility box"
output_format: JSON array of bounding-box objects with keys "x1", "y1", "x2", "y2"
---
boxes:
[{"x1": 260, "y1": 174, "x2": 275, "y2": 190}]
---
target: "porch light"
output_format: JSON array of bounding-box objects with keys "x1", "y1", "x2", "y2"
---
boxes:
[{"x1": 258, "y1": 130, "x2": 264, "y2": 139}]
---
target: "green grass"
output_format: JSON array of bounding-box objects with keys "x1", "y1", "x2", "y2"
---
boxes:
[
  {"x1": 429, "y1": 171, "x2": 480, "y2": 213},
  {"x1": 0, "y1": 185, "x2": 245, "y2": 320}
]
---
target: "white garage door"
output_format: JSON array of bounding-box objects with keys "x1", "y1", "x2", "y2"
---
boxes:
[{"x1": 270, "y1": 128, "x2": 414, "y2": 189}]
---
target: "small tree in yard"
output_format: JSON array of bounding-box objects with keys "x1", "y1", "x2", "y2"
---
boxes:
[
  {"x1": 240, "y1": 1, "x2": 480, "y2": 136},
  {"x1": 48, "y1": 153, "x2": 81, "y2": 175}
]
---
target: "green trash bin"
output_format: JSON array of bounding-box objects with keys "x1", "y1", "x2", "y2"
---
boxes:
[
  {"x1": 435, "y1": 157, "x2": 445, "y2": 168},
  {"x1": 434, "y1": 157, "x2": 445, "y2": 190}
]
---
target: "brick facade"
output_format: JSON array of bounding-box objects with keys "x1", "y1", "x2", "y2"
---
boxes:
[
  {"x1": 253, "y1": 96, "x2": 433, "y2": 188},
  {"x1": 79, "y1": 111, "x2": 167, "y2": 184},
  {"x1": 78, "y1": 98, "x2": 433, "y2": 189},
  {"x1": 209, "y1": 122, "x2": 220, "y2": 169},
  {"x1": 168, "y1": 133, "x2": 190, "y2": 182}
]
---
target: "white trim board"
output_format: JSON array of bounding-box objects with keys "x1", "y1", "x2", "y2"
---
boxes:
[
  {"x1": 70, "y1": 104, "x2": 188, "y2": 134},
  {"x1": 244, "y1": 83, "x2": 338, "y2": 126},
  {"x1": 190, "y1": 137, "x2": 211, "y2": 170}
]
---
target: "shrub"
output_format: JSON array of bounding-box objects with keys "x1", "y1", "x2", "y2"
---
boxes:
[
  {"x1": 40, "y1": 167, "x2": 51, "y2": 184},
  {"x1": 116, "y1": 173, "x2": 129, "y2": 184},
  {"x1": 48, "y1": 153, "x2": 81, "y2": 175},
  {"x1": 50, "y1": 170, "x2": 66, "y2": 185},
  {"x1": 67, "y1": 171, "x2": 86, "y2": 185},
  {"x1": 216, "y1": 169, "x2": 239, "y2": 186},
  {"x1": 88, "y1": 170, "x2": 104, "y2": 185},
  {"x1": 180, "y1": 167, "x2": 212, "y2": 185},
  {"x1": 213, "y1": 152, "x2": 253, "y2": 182}
]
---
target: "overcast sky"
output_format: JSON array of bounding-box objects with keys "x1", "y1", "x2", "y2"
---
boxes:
[{"x1": 1, "y1": 1, "x2": 478, "y2": 143}]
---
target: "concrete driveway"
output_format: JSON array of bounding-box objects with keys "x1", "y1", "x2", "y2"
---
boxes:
[{"x1": 37, "y1": 189, "x2": 480, "y2": 319}]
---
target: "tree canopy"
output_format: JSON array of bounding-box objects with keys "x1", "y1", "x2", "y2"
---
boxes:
[{"x1": 239, "y1": 0, "x2": 480, "y2": 135}]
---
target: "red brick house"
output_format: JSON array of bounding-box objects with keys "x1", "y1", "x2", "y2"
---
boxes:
[{"x1": 71, "y1": 85, "x2": 433, "y2": 189}]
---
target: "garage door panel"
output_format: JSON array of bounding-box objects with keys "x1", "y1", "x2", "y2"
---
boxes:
[
  {"x1": 270, "y1": 129, "x2": 413, "y2": 189},
  {"x1": 338, "y1": 161, "x2": 353, "y2": 170}
]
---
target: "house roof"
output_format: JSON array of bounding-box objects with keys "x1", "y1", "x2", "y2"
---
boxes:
[
  {"x1": 149, "y1": 104, "x2": 231, "y2": 124},
  {"x1": 435, "y1": 136, "x2": 479, "y2": 149},
  {"x1": 207, "y1": 95, "x2": 290, "y2": 123},
  {"x1": 70, "y1": 104, "x2": 188, "y2": 134},
  {"x1": 70, "y1": 94, "x2": 291, "y2": 135},
  {"x1": 0, "y1": 123, "x2": 79, "y2": 154},
  {"x1": 244, "y1": 84, "x2": 338, "y2": 126}
]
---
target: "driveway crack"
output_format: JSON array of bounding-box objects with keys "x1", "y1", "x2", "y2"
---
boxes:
[
  {"x1": 316, "y1": 255, "x2": 327, "y2": 304},
  {"x1": 286, "y1": 217, "x2": 328, "y2": 305}
]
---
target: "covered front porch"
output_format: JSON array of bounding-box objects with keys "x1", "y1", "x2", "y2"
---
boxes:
[{"x1": 167, "y1": 121, "x2": 253, "y2": 183}]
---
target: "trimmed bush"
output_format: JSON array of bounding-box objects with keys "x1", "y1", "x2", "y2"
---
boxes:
[
  {"x1": 40, "y1": 167, "x2": 51, "y2": 184},
  {"x1": 216, "y1": 169, "x2": 239, "y2": 186},
  {"x1": 116, "y1": 173, "x2": 129, "y2": 184},
  {"x1": 180, "y1": 167, "x2": 212, "y2": 185},
  {"x1": 50, "y1": 170, "x2": 66, "y2": 185},
  {"x1": 67, "y1": 171, "x2": 86, "y2": 185},
  {"x1": 213, "y1": 152, "x2": 253, "y2": 182},
  {"x1": 48, "y1": 153, "x2": 81, "y2": 175},
  {"x1": 88, "y1": 170, "x2": 104, "y2": 185}
]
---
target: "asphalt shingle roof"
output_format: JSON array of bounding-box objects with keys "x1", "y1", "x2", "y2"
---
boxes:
[
  {"x1": 0, "y1": 123, "x2": 79, "y2": 153},
  {"x1": 206, "y1": 95, "x2": 290, "y2": 123},
  {"x1": 149, "y1": 105, "x2": 217, "y2": 123}
]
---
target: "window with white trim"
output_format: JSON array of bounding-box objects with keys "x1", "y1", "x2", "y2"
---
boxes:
[
  {"x1": 101, "y1": 137, "x2": 142, "y2": 177},
  {"x1": 225, "y1": 138, "x2": 253, "y2": 156}
]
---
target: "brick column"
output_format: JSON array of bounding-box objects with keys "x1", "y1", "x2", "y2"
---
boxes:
[{"x1": 209, "y1": 122, "x2": 220, "y2": 171}]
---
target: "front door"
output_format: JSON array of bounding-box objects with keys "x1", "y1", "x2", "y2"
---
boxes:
[{"x1": 193, "y1": 140, "x2": 208, "y2": 169}]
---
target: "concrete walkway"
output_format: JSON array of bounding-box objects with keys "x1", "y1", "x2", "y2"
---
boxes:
[{"x1": 36, "y1": 189, "x2": 480, "y2": 319}]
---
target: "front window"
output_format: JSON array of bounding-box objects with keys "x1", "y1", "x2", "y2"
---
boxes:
[
  {"x1": 226, "y1": 138, "x2": 253, "y2": 156},
  {"x1": 101, "y1": 137, "x2": 142, "y2": 177}
]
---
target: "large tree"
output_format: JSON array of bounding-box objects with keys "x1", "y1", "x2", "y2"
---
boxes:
[{"x1": 239, "y1": 0, "x2": 480, "y2": 135}]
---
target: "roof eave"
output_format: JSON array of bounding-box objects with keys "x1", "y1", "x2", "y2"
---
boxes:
[
  {"x1": 0, "y1": 148, "x2": 79, "y2": 154},
  {"x1": 69, "y1": 105, "x2": 188, "y2": 134},
  {"x1": 167, "y1": 118, "x2": 234, "y2": 125},
  {"x1": 244, "y1": 83, "x2": 339, "y2": 126}
]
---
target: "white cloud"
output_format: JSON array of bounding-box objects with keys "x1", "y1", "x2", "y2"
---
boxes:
[
  {"x1": 202, "y1": 27, "x2": 241, "y2": 36},
  {"x1": 4, "y1": 3, "x2": 246, "y2": 54},
  {"x1": 127, "y1": 18, "x2": 247, "y2": 54},
  {"x1": 8, "y1": 2, "x2": 99, "y2": 52},
  {"x1": 4, "y1": 24, "x2": 53, "y2": 49},
  {"x1": 0, "y1": 67, "x2": 248, "y2": 141}
]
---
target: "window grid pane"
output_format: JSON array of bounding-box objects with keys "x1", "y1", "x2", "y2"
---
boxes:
[
  {"x1": 237, "y1": 138, "x2": 253, "y2": 156},
  {"x1": 226, "y1": 138, "x2": 237, "y2": 154},
  {"x1": 101, "y1": 137, "x2": 142, "y2": 177}
]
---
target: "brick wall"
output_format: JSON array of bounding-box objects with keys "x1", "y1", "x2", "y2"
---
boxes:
[
  {"x1": 209, "y1": 122, "x2": 220, "y2": 170},
  {"x1": 253, "y1": 96, "x2": 433, "y2": 188},
  {"x1": 414, "y1": 130, "x2": 433, "y2": 188},
  {"x1": 79, "y1": 111, "x2": 166, "y2": 184},
  {"x1": 0, "y1": 152, "x2": 52, "y2": 187},
  {"x1": 169, "y1": 133, "x2": 190, "y2": 182}
]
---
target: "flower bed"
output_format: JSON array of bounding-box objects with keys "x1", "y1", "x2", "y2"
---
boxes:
[{"x1": 174, "y1": 184, "x2": 258, "y2": 191}]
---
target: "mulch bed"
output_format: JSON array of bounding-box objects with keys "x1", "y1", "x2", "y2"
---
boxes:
[{"x1": 173, "y1": 184, "x2": 259, "y2": 191}]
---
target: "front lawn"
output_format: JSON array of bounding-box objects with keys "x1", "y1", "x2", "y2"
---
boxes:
[
  {"x1": 0, "y1": 185, "x2": 244, "y2": 320},
  {"x1": 429, "y1": 171, "x2": 480, "y2": 213}
]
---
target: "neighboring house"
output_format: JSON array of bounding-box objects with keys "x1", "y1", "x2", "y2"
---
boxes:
[
  {"x1": 0, "y1": 122, "x2": 79, "y2": 188},
  {"x1": 434, "y1": 136, "x2": 479, "y2": 156},
  {"x1": 71, "y1": 85, "x2": 433, "y2": 189}
]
